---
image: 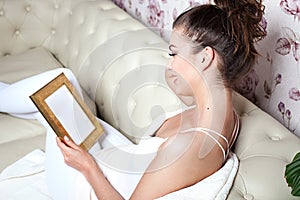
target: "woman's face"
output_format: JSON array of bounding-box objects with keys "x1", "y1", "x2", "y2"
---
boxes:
[{"x1": 165, "y1": 30, "x2": 202, "y2": 98}]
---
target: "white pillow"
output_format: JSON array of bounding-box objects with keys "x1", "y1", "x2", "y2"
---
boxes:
[
  {"x1": 0, "y1": 47, "x2": 61, "y2": 83},
  {"x1": 0, "y1": 47, "x2": 96, "y2": 114},
  {"x1": 0, "y1": 47, "x2": 96, "y2": 171}
]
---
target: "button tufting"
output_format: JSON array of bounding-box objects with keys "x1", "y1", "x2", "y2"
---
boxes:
[
  {"x1": 89, "y1": 29, "x2": 95, "y2": 35},
  {"x1": 3, "y1": 53, "x2": 10, "y2": 57},
  {"x1": 0, "y1": 9, "x2": 4, "y2": 16},
  {"x1": 15, "y1": 29, "x2": 20, "y2": 36},
  {"x1": 244, "y1": 194, "x2": 254, "y2": 200},
  {"x1": 270, "y1": 135, "x2": 280, "y2": 141},
  {"x1": 241, "y1": 112, "x2": 249, "y2": 117},
  {"x1": 51, "y1": 28, "x2": 56, "y2": 35},
  {"x1": 25, "y1": 5, "x2": 31, "y2": 12}
]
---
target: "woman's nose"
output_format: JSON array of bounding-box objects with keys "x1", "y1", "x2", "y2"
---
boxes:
[{"x1": 167, "y1": 57, "x2": 174, "y2": 69}]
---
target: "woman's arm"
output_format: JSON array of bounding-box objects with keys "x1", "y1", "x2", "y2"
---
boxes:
[
  {"x1": 57, "y1": 133, "x2": 224, "y2": 200},
  {"x1": 56, "y1": 136, "x2": 124, "y2": 200}
]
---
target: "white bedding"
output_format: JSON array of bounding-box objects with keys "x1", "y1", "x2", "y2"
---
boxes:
[{"x1": 0, "y1": 148, "x2": 238, "y2": 200}]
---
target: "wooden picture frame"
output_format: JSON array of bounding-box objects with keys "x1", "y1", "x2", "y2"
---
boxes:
[{"x1": 30, "y1": 72, "x2": 103, "y2": 151}]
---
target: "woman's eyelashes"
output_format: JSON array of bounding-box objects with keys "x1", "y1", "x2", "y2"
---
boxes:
[{"x1": 168, "y1": 52, "x2": 176, "y2": 57}]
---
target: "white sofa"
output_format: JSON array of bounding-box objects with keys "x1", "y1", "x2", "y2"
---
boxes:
[{"x1": 0, "y1": 0, "x2": 300, "y2": 199}]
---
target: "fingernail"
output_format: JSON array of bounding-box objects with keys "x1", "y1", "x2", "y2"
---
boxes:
[{"x1": 64, "y1": 135, "x2": 69, "y2": 141}]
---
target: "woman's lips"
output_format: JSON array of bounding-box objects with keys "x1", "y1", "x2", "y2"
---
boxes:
[
  {"x1": 169, "y1": 74, "x2": 178, "y2": 83},
  {"x1": 166, "y1": 69, "x2": 178, "y2": 83}
]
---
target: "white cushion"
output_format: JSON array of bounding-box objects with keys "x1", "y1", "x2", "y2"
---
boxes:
[
  {"x1": 0, "y1": 47, "x2": 61, "y2": 83},
  {"x1": 0, "y1": 47, "x2": 96, "y2": 113},
  {"x1": 0, "y1": 47, "x2": 62, "y2": 171},
  {"x1": 0, "y1": 47, "x2": 96, "y2": 171}
]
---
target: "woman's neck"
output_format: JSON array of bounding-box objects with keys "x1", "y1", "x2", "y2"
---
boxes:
[{"x1": 191, "y1": 79, "x2": 233, "y2": 133}]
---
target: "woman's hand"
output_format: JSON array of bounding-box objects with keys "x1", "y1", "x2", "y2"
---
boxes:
[
  {"x1": 56, "y1": 136, "x2": 96, "y2": 175},
  {"x1": 57, "y1": 136, "x2": 124, "y2": 200}
]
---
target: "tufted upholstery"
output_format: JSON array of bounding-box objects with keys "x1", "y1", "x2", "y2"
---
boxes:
[
  {"x1": 0, "y1": 0, "x2": 300, "y2": 199},
  {"x1": 229, "y1": 93, "x2": 300, "y2": 199}
]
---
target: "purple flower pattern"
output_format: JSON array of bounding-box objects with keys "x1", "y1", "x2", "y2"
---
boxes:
[
  {"x1": 189, "y1": 0, "x2": 201, "y2": 7},
  {"x1": 112, "y1": 0, "x2": 126, "y2": 11},
  {"x1": 235, "y1": 69, "x2": 259, "y2": 104},
  {"x1": 289, "y1": 88, "x2": 300, "y2": 101},
  {"x1": 135, "y1": 8, "x2": 142, "y2": 20},
  {"x1": 147, "y1": 0, "x2": 165, "y2": 28},
  {"x1": 275, "y1": 27, "x2": 300, "y2": 62},
  {"x1": 260, "y1": 16, "x2": 268, "y2": 34},
  {"x1": 280, "y1": 0, "x2": 300, "y2": 21},
  {"x1": 264, "y1": 73, "x2": 282, "y2": 99},
  {"x1": 172, "y1": 8, "x2": 178, "y2": 21},
  {"x1": 278, "y1": 101, "x2": 294, "y2": 130}
]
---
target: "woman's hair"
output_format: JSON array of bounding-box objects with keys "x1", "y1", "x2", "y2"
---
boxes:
[{"x1": 173, "y1": 0, "x2": 267, "y2": 88}]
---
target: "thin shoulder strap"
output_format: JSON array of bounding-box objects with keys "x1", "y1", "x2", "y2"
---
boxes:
[
  {"x1": 228, "y1": 110, "x2": 240, "y2": 149},
  {"x1": 180, "y1": 127, "x2": 229, "y2": 160}
]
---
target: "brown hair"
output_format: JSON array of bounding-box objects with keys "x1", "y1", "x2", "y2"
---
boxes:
[{"x1": 173, "y1": 0, "x2": 266, "y2": 88}]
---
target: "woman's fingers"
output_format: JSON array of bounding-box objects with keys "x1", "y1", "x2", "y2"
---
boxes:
[
  {"x1": 56, "y1": 136, "x2": 93, "y2": 172},
  {"x1": 56, "y1": 137, "x2": 70, "y2": 157},
  {"x1": 56, "y1": 137, "x2": 66, "y2": 150},
  {"x1": 62, "y1": 135, "x2": 81, "y2": 150}
]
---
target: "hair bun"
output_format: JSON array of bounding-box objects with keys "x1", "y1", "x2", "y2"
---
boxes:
[{"x1": 214, "y1": 0, "x2": 266, "y2": 43}]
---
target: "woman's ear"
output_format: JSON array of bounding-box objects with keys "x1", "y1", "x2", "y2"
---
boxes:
[{"x1": 198, "y1": 46, "x2": 214, "y2": 71}]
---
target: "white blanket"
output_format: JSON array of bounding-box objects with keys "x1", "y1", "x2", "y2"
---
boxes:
[
  {"x1": 0, "y1": 149, "x2": 238, "y2": 200},
  {"x1": 157, "y1": 152, "x2": 239, "y2": 200}
]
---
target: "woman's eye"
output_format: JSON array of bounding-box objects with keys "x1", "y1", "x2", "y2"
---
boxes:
[{"x1": 168, "y1": 53, "x2": 176, "y2": 57}]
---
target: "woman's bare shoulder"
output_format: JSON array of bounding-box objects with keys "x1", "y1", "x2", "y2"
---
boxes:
[{"x1": 130, "y1": 133, "x2": 223, "y2": 200}]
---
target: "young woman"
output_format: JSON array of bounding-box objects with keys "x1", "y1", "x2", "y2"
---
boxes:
[
  {"x1": 0, "y1": 0, "x2": 266, "y2": 199},
  {"x1": 55, "y1": 0, "x2": 266, "y2": 199}
]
